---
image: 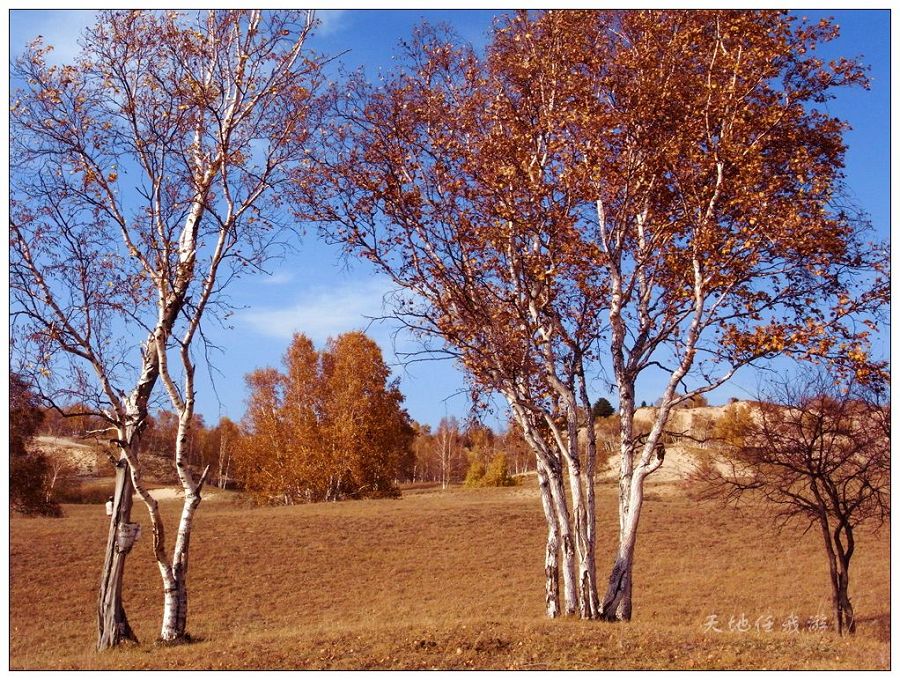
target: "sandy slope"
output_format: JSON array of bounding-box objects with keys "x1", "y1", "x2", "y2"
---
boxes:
[
  {"x1": 33, "y1": 436, "x2": 102, "y2": 475},
  {"x1": 595, "y1": 402, "x2": 745, "y2": 484},
  {"x1": 31, "y1": 436, "x2": 222, "y2": 501}
]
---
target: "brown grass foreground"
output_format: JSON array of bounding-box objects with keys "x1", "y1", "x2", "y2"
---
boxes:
[{"x1": 10, "y1": 481, "x2": 889, "y2": 670}]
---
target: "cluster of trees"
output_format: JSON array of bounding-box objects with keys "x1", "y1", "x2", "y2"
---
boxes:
[
  {"x1": 233, "y1": 331, "x2": 535, "y2": 500},
  {"x1": 38, "y1": 405, "x2": 106, "y2": 439},
  {"x1": 34, "y1": 402, "x2": 241, "y2": 489},
  {"x1": 307, "y1": 9, "x2": 887, "y2": 623},
  {"x1": 463, "y1": 452, "x2": 516, "y2": 488},
  {"x1": 235, "y1": 332, "x2": 415, "y2": 503},
  {"x1": 9, "y1": 8, "x2": 888, "y2": 651},
  {"x1": 141, "y1": 413, "x2": 240, "y2": 490},
  {"x1": 459, "y1": 422, "x2": 518, "y2": 487}
]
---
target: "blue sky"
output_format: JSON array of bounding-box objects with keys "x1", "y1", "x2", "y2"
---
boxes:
[{"x1": 9, "y1": 10, "x2": 891, "y2": 428}]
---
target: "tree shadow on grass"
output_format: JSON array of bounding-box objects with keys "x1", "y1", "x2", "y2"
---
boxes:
[
  {"x1": 155, "y1": 633, "x2": 205, "y2": 647},
  {"x1": 855, "y1": 612, "x2": 889, "y2": 643}
]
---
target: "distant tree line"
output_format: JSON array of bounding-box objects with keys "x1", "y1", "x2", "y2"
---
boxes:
[
  {"x1": 234, "y1": 331, "x2": 535, "y2": 501},
  {"x1": 410, "y1": 417, "x2": 530, "y2": 489},
  {"x1": 34, "y1": 402, "x2": 240, "y2": 491}
]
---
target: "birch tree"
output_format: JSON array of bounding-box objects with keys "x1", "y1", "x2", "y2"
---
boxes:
[
  {"x1": 307, "y1": 10, "x2": 887, "y2": 622},
  {"x1": 211, "y1": 417, "x2": 240, "y2": 489},
  {"x1": 10, "y1": 9, "x2": 325, "y2": 646},
  {"x1": 435, "y1": 417, "x2": 463, "y2": 490},
  {"x1": 567, "y1": 9, "x2": 888, "y2": 621},
  {"x1": 305, "y1": 19, "x2": 608, "y2": 618}
]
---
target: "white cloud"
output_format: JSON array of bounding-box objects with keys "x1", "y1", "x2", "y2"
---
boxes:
[
  {"x1": 260, "y1": 271, "x2": 295, "y2": 286},
  {"x1": 313, "y1": 10, "x2": 348, "y2": 37},
  {"x1": 239, "y1": 277, "x2": 395, "y2": 344}
]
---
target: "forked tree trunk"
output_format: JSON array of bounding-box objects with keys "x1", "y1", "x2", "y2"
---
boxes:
[
  {"x1": 824, "y1": 536, "x2": 855, "y2": 635},
  {"x1": 835, "y1": 526, "x2": 856, "y2": 635},
  {"x1": 819, "y1": 513, "x2": 843, "y2": 635},
  {"x1": 600, "y1": 372, "x2": 670, "y2": 622},
  {"x1": 509, "y1": 398, "x2": 580, "y2": 618},
  {"x1": 538, "y1": 358, "x2": 600, "y2": 619},
  {"x1": 131, "y1": 468, "x2": 208, "y2": 644},
  {"x1": 813, "y1": 495, "x2": 857, "y2": 636},
  {"x1": 97, "y1": 457, "x2": 138, "y2": 649},
  {"x1": 95, "y1": 313, "x2": 174, "y2": 649},
  {"x1": 144, "y1": 374, "x2": 210, "y2": 642},
  {"x1": 835, "y1": 570, "x2": 855, "y2": 635}
]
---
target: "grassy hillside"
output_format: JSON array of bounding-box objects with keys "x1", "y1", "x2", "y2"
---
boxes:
[{"x1": 10, "y1": 481, "x2": 889, "y2": 669}]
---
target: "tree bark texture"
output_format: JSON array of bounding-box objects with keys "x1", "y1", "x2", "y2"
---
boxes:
[
  {"x1": 601, "y1": 483, "x2": 642, "y2": 622},
  {"x1": 535, "y1": 462, "x2": 561, "y2": 618},
  {"x1": 158, "y1": 489, "x2": 203, "y2": 641},
  {"x1": 96, "y1": 458, "x2": 138, "y2": 650},
  {"x1": 511, "y1": 400, "x2": 586, "y2": 618}
]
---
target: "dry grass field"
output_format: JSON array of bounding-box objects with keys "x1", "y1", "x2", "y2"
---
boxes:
[{"x1": 10, "y1": 480, "x2": 889, "y2": 670}]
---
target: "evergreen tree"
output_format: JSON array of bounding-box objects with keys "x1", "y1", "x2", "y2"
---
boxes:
[{"x1": 591, "y1": 398, "x2": 615, "y2": 420}]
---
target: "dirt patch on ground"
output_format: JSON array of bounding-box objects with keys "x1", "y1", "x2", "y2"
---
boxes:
[{"x1": 135, "y1": 487, "x2": 222, "y2": 502}]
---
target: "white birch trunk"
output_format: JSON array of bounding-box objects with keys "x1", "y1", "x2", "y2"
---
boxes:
[
  {"x1": 601, "y1": 402, "x2": 665, "y2": 621},
  {"x1": 578, "y1": 372, "x2": 600, "y2": 617},
  {"x1": 155, "y1": 360, "x2": 210, "y2": 642},
  {"x1": 564, "y1": 460, "x2": 595, "y2": 618},
  {"x1": 541, "y1": 391, "x2": 599, "y2": 619},
  {"x1": 565, "y1": 401, "x2": 599, "y2": 619},
  {"x1": 601, "y1": 472, "x2": 645, "y2": 621},
  {"x1": 159, "y1": 488, "x2": 204, "y2": 641},
  {"x1": 509, "y1": 399, "x2": 580, "y2": 617},
  {"x1": 535, "y1": 461, "x2": 560, "y2": 617},
  {"x1": 545, "y1": 459, "x2": 577, "y2": 616},
  {"x1": 600, "y1": 375, "x2": 637, "y2": 621}
]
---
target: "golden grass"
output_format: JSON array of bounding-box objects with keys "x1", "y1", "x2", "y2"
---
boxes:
[{"x1": 10, "y1": 480, "x2": 889, "y2": 669}]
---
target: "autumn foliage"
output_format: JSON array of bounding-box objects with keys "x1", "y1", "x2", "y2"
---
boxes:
[
  {"x1": 6, "y1": 6, "x2": 890, "y2": 654},
  {"x1": 306, "y1": 9, "x2": 888, "y2": 620},
  {"x1": 10, "y1": 8, "x2": 329, "y2": 647},
  {"x1": 235, "y1": 332, "x2": 415, "y2": 503}
]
